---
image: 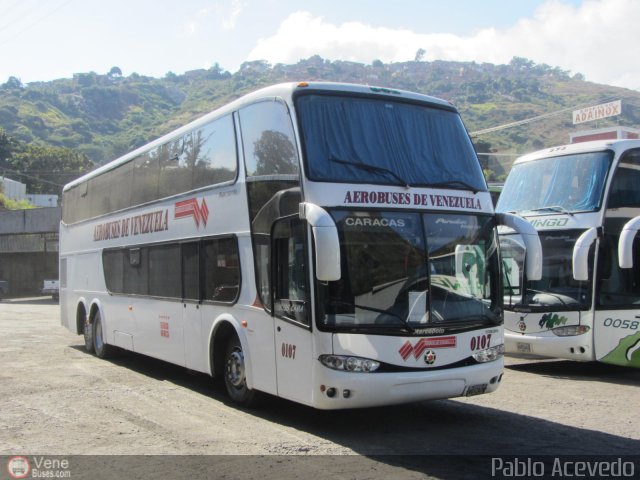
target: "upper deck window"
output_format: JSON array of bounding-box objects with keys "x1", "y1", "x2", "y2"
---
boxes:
[{"x1": 239, "y1": 99, "x2": 299, "y2": 178}]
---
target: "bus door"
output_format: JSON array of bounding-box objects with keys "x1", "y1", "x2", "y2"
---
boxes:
[
  {"x1": 272, "y1": 217, "x2": 314, "y2": 404},
  {"x1": 595, "y1": 148, "x2": 640, "y2": 367},
  {"x1": 128, "y1": 245, "x2": 186, "y2": 366}
]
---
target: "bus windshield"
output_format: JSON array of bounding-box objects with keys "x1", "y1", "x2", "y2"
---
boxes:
[
  {"x1": 501, "y1": 230, "x2": 592, "y2": 311},
  {"x1": 295, "y1": 94, "x2": 486, "y2": 192},
  {"x1": 317, "y1": 210, "x2": 501, "y2": 331},
  {"x1": 497, "y1": 151, "x2": 613, "y2": 214}
]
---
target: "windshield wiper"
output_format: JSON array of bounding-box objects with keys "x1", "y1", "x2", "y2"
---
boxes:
[
  {"x1": 328, "y1": 299, "x2": 414, "y2": 332},
  {"x1": 423, "y1": 180, "x2": 480, "y2": 194},
  {"x1": 525, "y1": 206, "x2": 574, "y2": 216},
  {"x1": 328, "y1": 156, "x2": 411, "y2": 189}
]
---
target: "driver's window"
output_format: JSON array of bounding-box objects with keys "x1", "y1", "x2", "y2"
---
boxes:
[
  {"x1": 272, "y1": 217, "x2": 309, "y2": 325},
  {"x1": 499, "y1": 234, "x2": 525, "y2": 305},
  {"x1": 607, "y1": 149, "x2": 640, "y2": 209}
]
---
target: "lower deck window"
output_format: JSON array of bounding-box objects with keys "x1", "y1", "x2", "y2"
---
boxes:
[{"x1": 103, "y1": 237, "x2": 240, "y2": 303}]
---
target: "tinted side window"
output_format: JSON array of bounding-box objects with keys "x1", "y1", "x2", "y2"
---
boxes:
[
  {"x1": 158, "y1": 137, "x2": 187, "y2": 198},
  {"x1": 608, "y1": 149, "x2": 640, "y2": 209},
  {"x1": 131, "y1": 152, "x2": 159, "y2": 206},
  {"x1": 239, "y1": 100, "x2": 299, "y2": 177},
  {"x1": 148, "y1": 244, "x2": 181, "y2": 298},
  {"x1": 103, "y1": 238, "x2": 239, "y2": 302},
  {"x1": 62, "y1": 185, "x2": 83, "y2": 224},
  {"x1": 103, "y1": 249, "x2": 124, "y2": 293},
  {"x1": 202, "y1": 237, "x2": 240, "y2": 303},
  {"x1": 192, "y1": 115, "x2": 237, "y2": 189},
  {"x1": 123, "y1": 247, "x2": 148, "y2": 295},
  {"x1": 182, "y1": 242, "x2": 200, "y2": 300}
]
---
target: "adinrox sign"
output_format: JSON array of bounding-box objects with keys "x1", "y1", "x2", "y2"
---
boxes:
[{"x1": 573, "y1": 100, "x2": 621, "y2": 125}]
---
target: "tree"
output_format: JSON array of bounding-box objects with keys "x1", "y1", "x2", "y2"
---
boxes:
[
  {"x1": 415, "y1": 48, "x2": 426, "y2": 62},
  {"x1": 8, "y1": 145, "x2": 95, "y2": 194},
  {"x1": 253, "y1": 130, "x2": 297, "y2": 175},
  {"x1": 1, "y1": 76, "x2": 23, "y2": 89},
  {"x1": 509, "y1": 56, "x2": 535, "y2": 70},
  {"x1": 108, "y1": 66, "x2": 123, "y2": 78},
  {"x1": 0, "y1": 129, "x2": 17, "y2": 163}
]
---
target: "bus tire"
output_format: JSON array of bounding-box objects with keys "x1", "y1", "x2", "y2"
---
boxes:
[
  {"x1": 92, "y1": 311, "x2": 114, "y2": 359},
  {"x1": 83, "y1": 316, "x2": 95, "y2": 354},
  {"x1": 223, "y1": 336, "x2": 255, "y2": 407}
]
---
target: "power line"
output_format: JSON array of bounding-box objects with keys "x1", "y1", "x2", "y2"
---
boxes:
[
  {"x1": 0, "y1": 0, "x2": 74, "y2": 49},
  {"x1": 469, "y1": 96, "x2": 621, "y2": 136},
  {"x1": 0, "y1": 0, "x2": 28, "y2": 20},
  {"x1": 1, "y1": 167, "x2": 65, "y2": 187},
  {"x1": 0, "y1": 0, "x2": 44, "y2": 38}
]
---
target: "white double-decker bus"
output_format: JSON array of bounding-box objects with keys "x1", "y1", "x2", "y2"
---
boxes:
[
  {"x1": 60, "y1": 82, "x2": 539, "y2": 408},
  {"x1": 497, "y1": 139, "x2": 640, "y2": 368}
]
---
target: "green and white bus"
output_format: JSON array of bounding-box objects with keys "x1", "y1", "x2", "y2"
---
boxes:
[{"x1": 497, "y1": 139, "x2": 640, "y2": 367}]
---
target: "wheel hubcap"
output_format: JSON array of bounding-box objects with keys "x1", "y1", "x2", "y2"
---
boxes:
[{"x1": 226, "y1": 348, "x2": 245, "y2": 388}]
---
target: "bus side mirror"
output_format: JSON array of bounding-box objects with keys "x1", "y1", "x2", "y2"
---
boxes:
[
  {"x1": 619, "y1": 216, "x2": 640, "y2": 269},
  {"x1": 299, "y1": 203, "x2": 341, "y2": 281},
  {"x1": 572, "y1": 227, "x2": 597, "y2": 281},
  {"x1": 496, "y1": 213, "x2": 543, "y2": 281}
]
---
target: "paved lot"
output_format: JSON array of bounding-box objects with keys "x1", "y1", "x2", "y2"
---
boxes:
[{"x1": 1, "y1": 299, "x2": 639, "y2": 478}]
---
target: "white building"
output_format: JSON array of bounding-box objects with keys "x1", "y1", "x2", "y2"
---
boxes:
[{"x1": 0, "y1": 176, "x2": 27, "y2": 201}]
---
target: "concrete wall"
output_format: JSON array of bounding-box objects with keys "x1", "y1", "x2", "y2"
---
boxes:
[
  {"x1": 0, "y1": 207, "x2": 61, "y2": 234},
  {"x1": 0, "y1": 207, "x2": 61, "y2": 297}
]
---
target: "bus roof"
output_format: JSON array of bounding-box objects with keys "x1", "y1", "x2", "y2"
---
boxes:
[
  {"x1": 513, "y1": 139, "x2": 640, "y2": 166},
  {"x1": 63, "y1": 82, "x2": 454, "y2": 192}
]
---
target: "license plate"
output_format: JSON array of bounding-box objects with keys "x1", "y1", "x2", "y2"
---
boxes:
[
  {"x1": 465, "y1": 384, "x2": 488, "y2": 397},
  {"x1": 517, "y1": 342, "x2": 532, "y2": 353}
]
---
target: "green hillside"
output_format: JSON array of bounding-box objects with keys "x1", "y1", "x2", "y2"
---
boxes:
[{"x1": 1, "y1": 56, "x2": 639, "y2": 190}]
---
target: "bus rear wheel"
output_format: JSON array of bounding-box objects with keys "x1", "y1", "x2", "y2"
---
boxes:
[
  {"x1": 92, "y1": 311, "x2": 114, "y2": 359},
  {"x1": 223, "y1": 336, "x2": 255, "y2": 407},
  {"x1": 83, "y1": 317, "x2": 95, "y2": 354}
]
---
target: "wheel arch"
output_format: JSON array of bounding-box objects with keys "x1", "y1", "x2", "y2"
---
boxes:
[
  {"x1": 89, "y1": 299, "x2": 103, "y2": 323},
  {"x1": 75, "y1": 297, "x2": 89, "y2": 335},
  {"x1": 207, "y1": 315, "x2": 253, "y2": 388}
]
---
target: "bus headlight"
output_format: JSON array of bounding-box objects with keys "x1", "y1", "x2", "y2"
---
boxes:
[
  {"x1": 552, "y1": 325, "x2": 590, "y2": 336},
  {"x1": 472, "y1": 344, "x2": 504, "y2": 363},
  {"x1": 319, "y1": 355, "x2": 380, "y2": 373}
]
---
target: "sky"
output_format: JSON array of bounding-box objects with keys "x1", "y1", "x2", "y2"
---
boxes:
[{"x1": 1, "y1": 0, "x2": 639, "y2": 90}]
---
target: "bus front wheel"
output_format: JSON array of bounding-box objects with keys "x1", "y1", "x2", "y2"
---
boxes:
[{"x1": 223, "y1": 336, "x2": 255, "y2": 407}]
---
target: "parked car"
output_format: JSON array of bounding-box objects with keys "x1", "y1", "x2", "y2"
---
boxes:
[{"x1": 42, "y1": 279, "x2": 59, "y2": 301}]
